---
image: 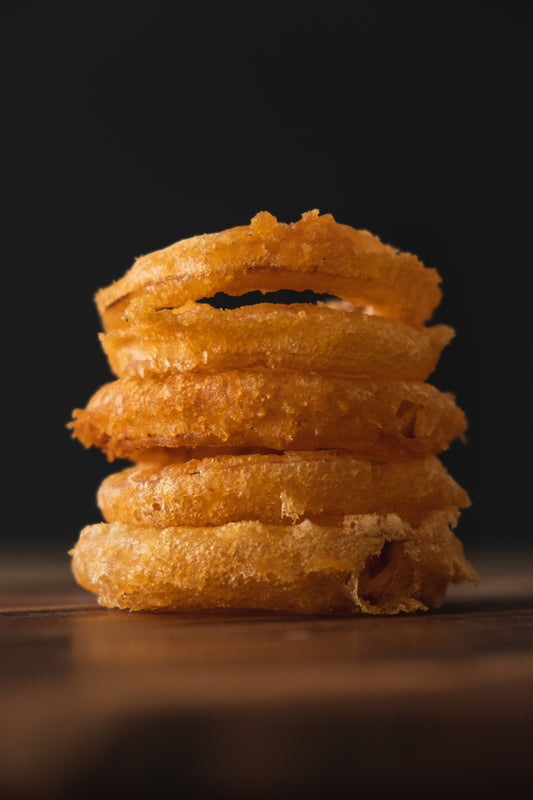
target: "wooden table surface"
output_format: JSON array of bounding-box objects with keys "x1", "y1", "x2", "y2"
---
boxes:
[{"x1": 1, "y1": 546, "x2": 532, "y2": 800}]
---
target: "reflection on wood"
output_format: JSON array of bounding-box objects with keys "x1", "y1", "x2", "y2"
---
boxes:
[{"x1": 1, "y1": 548, "x2": 532, "y2": 799}]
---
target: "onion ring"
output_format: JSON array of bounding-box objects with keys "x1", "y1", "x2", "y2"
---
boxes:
[
  {"x1": 96, "y1": 210, "x2": 442, "y2": 331},
  {"x1": 97, "y1": 452, "x2": 470, "y2": 529},
  {"x1": 70, "y1": 371, "x2": 467, "y2": 461},
  {"x1": 70, "y1": 510, "x2": 478, "y2": 614},
  {"x1": 69, "y1": 210, "x2": 476, "y2": 614},
  {"x1": 101, "y1": 301, "x2": 453, "y2": 381}
]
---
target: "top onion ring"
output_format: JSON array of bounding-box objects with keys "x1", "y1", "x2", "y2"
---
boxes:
[{"x1": 96, "y1": 210, "x2": 442, "y2": 331}]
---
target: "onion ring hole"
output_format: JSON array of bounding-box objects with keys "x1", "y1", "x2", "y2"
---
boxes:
[
  {"x1": 192, "y1": 289, "x2": 375, "y2": 314},
  {"x1": 357, "y1": 542, "x2": 415, "y2": 607}
]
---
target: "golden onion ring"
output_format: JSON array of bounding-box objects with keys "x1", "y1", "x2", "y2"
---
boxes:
[
  {"x1": 101, "y1": 301, "x2": 453, "y2": 381},
  {"x1": 70, "y1": 510, "x2": 478, "y2": 614},
  {"x1": 70, "y1": 371, "x2": 467, "y2": 461},
  {"x1": 96, "y1": 211, "x2": 442, "y2": 331},
  {"x1": 97, "y1": 451, "x2": 470, "y2": 529}
]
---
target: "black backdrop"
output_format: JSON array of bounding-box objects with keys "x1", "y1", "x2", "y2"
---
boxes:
[{"x1": 2, "y1": 1, "x2": 530, "y2": 553}]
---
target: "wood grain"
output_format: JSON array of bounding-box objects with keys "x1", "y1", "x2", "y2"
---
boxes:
[{"x1": 1, "y1": 547, "x2": 532, "y2": 799}]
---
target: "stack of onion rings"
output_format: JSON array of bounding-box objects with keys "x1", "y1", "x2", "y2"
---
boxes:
[{"x1": 69, "y1": 210, "x2": 477, "y2": 613}]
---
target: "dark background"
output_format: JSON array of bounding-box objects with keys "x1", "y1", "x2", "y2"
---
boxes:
[{"x1": 2, "y1": 1, "x2": 530, "y2": 554}]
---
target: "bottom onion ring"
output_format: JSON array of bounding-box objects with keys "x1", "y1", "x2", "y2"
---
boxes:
[
  {"x1": 70, "y1": 510, "x2": 478, "y2": 615},
  {"x1": 97, "y1": 452, "x2": 470, "y2": 529}
]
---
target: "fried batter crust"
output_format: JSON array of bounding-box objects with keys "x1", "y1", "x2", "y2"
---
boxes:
[
  {"x1": 96, "y1": 211, "x2": 442, "y2": 330},
  {"x1": 101, "y1": 301, "x2": 453, "y2": 381},
  {"x1": 69, "y1": 210, "x2": 476, "y2": 615},
  {"x1": 70, "y1": 372, "x2": 467, "y2": 461},
  {"x1": 70, "y1": 511, "x2": 478, "y2": 614},
  {"x1": 98, "y1": 452, "x2": 470, "y2": 528}
]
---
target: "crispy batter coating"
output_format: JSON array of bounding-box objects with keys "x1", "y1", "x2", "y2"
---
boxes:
[
  {"x1": 70, "y1": 371, "x2": 467, "y2": 461},
  {"x1": 96, "y1": 211, "x2": 442, "y2": 331},
  {"x1": 98, "y1": 452, "x2": 470, "y2": 529},
  {"x1": 70, "y1": 210, "x2": 476, "y2": 614},
  {"x1": 70, "y1": 511, "x2": 478, "y2": 614},
  {"x1": 101, "y1": 301, "x2": 453, "y2": 381}
]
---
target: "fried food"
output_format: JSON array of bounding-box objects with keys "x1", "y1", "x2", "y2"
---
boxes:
[
  {"x1": 70, "y1": 372, "x2": 466, "y2": 461},
  {"x1": 97, "y1": 452, "x2": 470, "y2": 529},
  {"x1": 71, "y1": 511, "x2": 478, "y2": 614},
  {"x1": 101, "y1": 301, "x2": 453, "y2": 381},
  {"x1": 96, "y1": 210, "x2": 442, "y2": 331},
  {"x1": 70, "y1": 210, "x2": 477, "y2": 614}
]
